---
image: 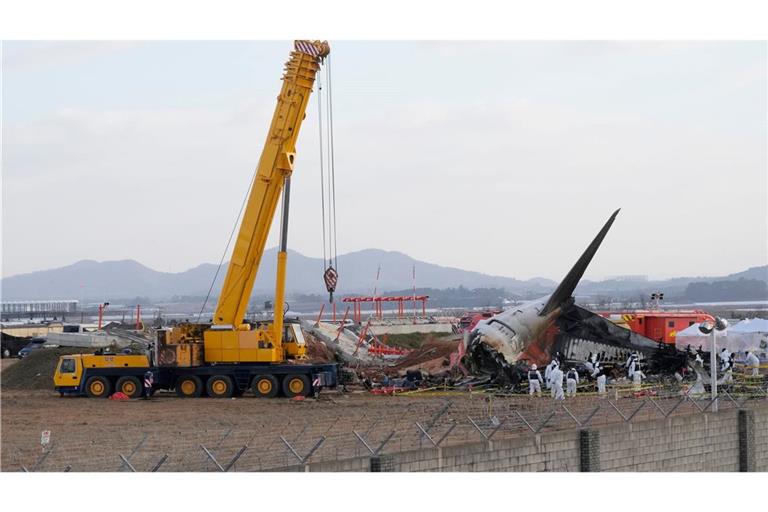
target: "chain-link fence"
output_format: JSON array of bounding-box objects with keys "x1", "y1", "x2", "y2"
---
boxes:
[{"x1": 5, "y1": 382, "x2": 766, "y2": 472}]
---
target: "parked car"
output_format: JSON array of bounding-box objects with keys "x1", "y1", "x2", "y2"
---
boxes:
[{"x1": 17, "y1": 337, "x2": 46, "y2": 359}]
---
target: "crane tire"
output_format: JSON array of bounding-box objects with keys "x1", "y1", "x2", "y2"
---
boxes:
[
  {"x1": 176, "y1": 375, "x2": 203, "y2": 398},
  {"x1": 85, "y1": 376, "x2": 111, "y2": 398},
  {"x1": 282, "y1": 374, "x2": 310, "y2": 398},
  {"x1": 116, "y1": 376, "x2": 142, "y2": 399},
  {"x1": 206, "y1": 375, "x2": 234, "y2": 398},
  {"x1": 252, "y1": 375, "x2": 279, "y2": 398}
]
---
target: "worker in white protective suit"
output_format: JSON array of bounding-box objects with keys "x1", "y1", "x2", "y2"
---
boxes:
[
  {"x1": 544, "y1": 359, "x2": 557, "y2": 391},
  {"x1": 528, "y1": 364, "x2": 543, "y2": 397},
  {"x1": 584, "y1": 353, "x2": 594, "y2": 374},
  {"x1": 719, "y1": 348, "x2": 732, "y2": 372},
  {"x1": 631, "y1": 366, "x2": 646, "y2": 391},
  {"x1": 745, "y1": 351, "x2": 761, "y2": 377},
  {"x1": 565, "y1": 367, "x2": 579, "y2": 397},
  {"x1": 593, "y1": 364, "x2": 607, "y2": 397},
  {"x1": 718, "y1": 358, "x2": 734, "y2": 385},
  {"x1": 585, "y1": 352, "x2": 600, "y2": 374},
  {"x1": 625, "y1": 352, "x2": 638, "y2": 378},
  {"x1": 550, "y1": 365, "x2": 565, "y2": 400}
]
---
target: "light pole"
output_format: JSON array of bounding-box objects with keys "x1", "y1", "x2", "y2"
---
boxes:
[{"x1": 699, "y1": 317, "x2": 728, "y2": 412}]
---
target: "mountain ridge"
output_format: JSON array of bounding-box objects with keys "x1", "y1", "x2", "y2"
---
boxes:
[{"x1": 1, "y1": 249, "x2": 765, "y2": 301}]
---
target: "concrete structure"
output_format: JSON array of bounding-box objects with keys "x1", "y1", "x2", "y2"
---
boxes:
[
  {"x1": 274, "y1": 405, "x2": 768, "y2": 472},
  {"x1": 369, "y1": 323, "x2": 454, "y2": 335},
  {"x1": 0, "y1": 322, "x2": 64, "y2": 338},
  {"x1": 46, "y1": 331, "x2": 125, "y2": 348}
]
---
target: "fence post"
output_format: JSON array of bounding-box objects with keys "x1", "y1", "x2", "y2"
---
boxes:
[
  {"x1": 199, "y1": 444, "x2": 225, "y2": 472},
  {"x1": 738, "y1": 409, "x2": 755, "y2": 472},
  {"x1": 151, "y1": 454, "x2": 169, "y2": 472},
  {"x1": 579, "y1": 430, "x2": 600, "y2": 472},
  {"x1": 118, "y1": 433, "x2": 148, "y2": 471},
  {"x1": 118, "y1": 453, "x2": 137, "y2": 472}
]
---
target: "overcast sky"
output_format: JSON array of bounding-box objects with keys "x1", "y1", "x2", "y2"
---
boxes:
[{"x1": 2, "y1": 41, "x2": 766, "y2": 283}]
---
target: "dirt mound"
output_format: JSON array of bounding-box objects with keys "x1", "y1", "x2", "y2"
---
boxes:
[
  {"x1": 392, "y1": 336, "x2": 461, "y2": 374},
  {"x1": 304, "y1": 331, "x2": 335, "y2": 363},
  {"x1": 1, "y1": 348, "x2": 84, "y2": 391}
]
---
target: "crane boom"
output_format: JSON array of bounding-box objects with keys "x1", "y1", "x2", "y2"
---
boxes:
[
  {"x1": 214, "y1": 40, "x2": 329, "y2": 329},
  {"x1": 197, "y1": 40, "x2": 330, "y2": 364}
]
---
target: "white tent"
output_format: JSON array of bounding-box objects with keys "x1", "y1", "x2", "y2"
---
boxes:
[
  {"x1": 728, "y1": 318, "x2": 768, "y2": 333},
  {"x1": 674, "y1": 322, "x2": 729, "y2": 352},
  {"x1": 727, "y1": 318, "x2": 768, "y2": 359}
]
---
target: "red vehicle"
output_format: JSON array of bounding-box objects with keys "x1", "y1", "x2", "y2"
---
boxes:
[{"x1": 598, "y1": 310, "x2": 714, "y2": 344}]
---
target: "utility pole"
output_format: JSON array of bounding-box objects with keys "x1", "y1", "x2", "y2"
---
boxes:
[{"x1": 700, "y1": 317, "x2": 728, "y2": 413}]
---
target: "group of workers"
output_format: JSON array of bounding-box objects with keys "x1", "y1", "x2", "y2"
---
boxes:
[
  {"x1": 527, "y1": 351, "x2": 646, "y2": 399},
  {"x1": 527, "y1": 353, "x2": 612, "y2": 400},
  {"x1": 716, "y1": 348, "x2": 761, "y2": 384},
  {"x1": 684, "y1": 344, "x2": 762, "y2": 379},
  {"x1": 527, "y1": 346, "x2": 762, "y2": 400}
]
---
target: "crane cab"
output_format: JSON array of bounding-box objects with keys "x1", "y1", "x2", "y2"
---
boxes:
[
  {"x1": 53, "y1": 355, "x2": 83, "y2": 392},
  {"x1": 253, "y1": 317, "x2": 307, "y2": 358},
  {"x1": 54, "y1": 353, "x2": 151, "y2": 396}
]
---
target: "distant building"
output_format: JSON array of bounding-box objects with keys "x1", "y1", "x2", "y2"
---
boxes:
[{"x1": 1, "y1": 300, "x2": 79, "y2": 315}]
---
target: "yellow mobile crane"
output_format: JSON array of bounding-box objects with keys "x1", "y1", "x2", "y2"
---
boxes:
[{"x1": 54, "y1": 40, "x2": 338, "y2": 399}]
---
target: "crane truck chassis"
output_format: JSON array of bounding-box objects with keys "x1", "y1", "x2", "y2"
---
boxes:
[
  {"x1": 54, "y1": 358, "x2": 338, "y2": 399},
  {"x1": 54, "y1": 319, "x2": 338, "y2": 399},
  {"x1": 53, "y1": 40, "x2": 340, "y2": 399}
]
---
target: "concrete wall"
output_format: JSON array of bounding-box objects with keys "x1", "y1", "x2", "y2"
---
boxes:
[
  {"x1": 276, "y1": 405, "x2": 767, "y2": 472},
  {"x1": 598, "y1": 410, "x2": 740, "y2": 472}
]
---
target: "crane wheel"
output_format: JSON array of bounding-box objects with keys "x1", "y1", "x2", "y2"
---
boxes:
[
  {"x1": 85, "y1": 376, "x2": 111, "y2": 398},
  {"x1": 282, "y1": 374, "x2": 310, "y2": 398},
  {"x1": 116, "y1": 376, "x2": 142, "y2": 399},
  {"x1": 251, "y1": 375, "x2": 279, "y2": 398},
  {"x1": 206, "y1": 375, "x2": 233, "y2": 398},
  {"x1": 176, "y1": 375, "x2": 203, "y2": 398}
]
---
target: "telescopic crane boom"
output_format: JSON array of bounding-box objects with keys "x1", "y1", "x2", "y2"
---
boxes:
[{"x1": 203, "y1": 40, "x2": 330, "y2": 363}]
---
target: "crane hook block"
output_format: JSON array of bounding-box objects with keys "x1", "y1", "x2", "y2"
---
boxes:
[{"x1": 323, "y1": 266, "x2": 338, "y2": 302}]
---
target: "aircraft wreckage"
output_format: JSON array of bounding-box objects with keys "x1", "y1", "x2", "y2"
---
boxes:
[{"x1": 462, "y1": 209, "x2": 687, "y2": 385}]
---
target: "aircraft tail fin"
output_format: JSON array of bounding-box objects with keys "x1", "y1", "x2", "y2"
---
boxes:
[{"x1": 540, "y1": 209, "x2": 620, "y2": 316}]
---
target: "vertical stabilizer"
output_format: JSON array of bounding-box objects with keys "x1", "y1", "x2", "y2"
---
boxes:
[{"x1": 540, "y1": 209, "x2": 620, "y2": 316}]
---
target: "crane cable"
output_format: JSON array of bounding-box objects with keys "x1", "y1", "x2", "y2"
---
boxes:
[
  {"x1": 327, "y1": 55, "x2": 339, "y2": 271},
  {"x1": 317, "y1": 68, "x2": 327, "y2": 268},
  {"x1": 196, "y1": 165, "x2": 258, "y2": 323},
  {"x1": 319, "y1": 55, "x2": 339, "y2": 302}
]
